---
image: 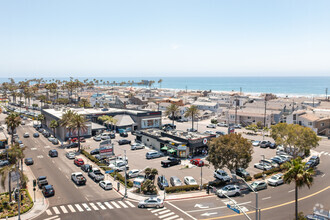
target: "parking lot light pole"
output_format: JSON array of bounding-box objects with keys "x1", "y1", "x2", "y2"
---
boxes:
[
  {"x1": 223, "y1": 193, "x2": 251, "y2": 220},
  {"x1": 241, "y1": 178, "x2": 259, "y2": 220},
  {"x1": 200, "y1": 165, "x2": 203, "y2": 190},
  {"x1": 124, "y1": 149, "x2": 127, "y2": 198}
]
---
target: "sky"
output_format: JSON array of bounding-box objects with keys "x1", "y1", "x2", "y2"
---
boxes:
[{"x1": 0, "y1": 0, "x2": 330, "y2": 78}]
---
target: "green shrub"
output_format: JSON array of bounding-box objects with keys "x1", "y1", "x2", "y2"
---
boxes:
[
  {"x1": 110, "y1": 172, "x2": 133, "y2": 188},
  {"x1": 253, "y1": 173, "x2": 263, "y2": 179},
  {"x1": 165, "y1": 185, "x2": 199, "y2": 193},
  {"x1": 245, "y1": 176, "x2": 252, "y2": 182}
]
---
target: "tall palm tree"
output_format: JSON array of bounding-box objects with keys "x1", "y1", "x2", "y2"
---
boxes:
[
  {"x1": 150, "y1": 168, "x2": 158, "y2": 183},
  {"x1": 184, "y1": 105, "x2": 199, "y2": 131},
  {"x1": 0, "y1": 165, "x2": 15, "y2": 202},
  {"x1": 5, "y1": 112, "x2": 21, "y2": 145},
  {"x1": 37, "y1": 114, "x2": 45, "y2": 126},
  {"x1": 283, "y1": 157, "x2": 314, "y2": 220},
  {"x1": 79, "y1": 98, "x2": 90, "y2": 108},
  {"x1": 60, "y1": 109, "x2": 75, "y2": 141},
  {"x1": 158, "y1": 79, "x2": 163, "y2": 88},
  {"x1": 165, "y1": 103, "x2": 179, "y2": 126},
  {"x1": 70, "y1": 113, "x2": 87, "y2": 152},
  {"x1": 50, "y1": 120, "x2": 59, "y2": 138}
]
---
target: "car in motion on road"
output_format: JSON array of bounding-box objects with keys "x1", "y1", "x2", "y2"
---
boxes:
[
  {"x1": 99, "y1": 180, "x2": 112, "y2": 190},
  {"x1": 37, "y1": 176, "x2": 48, "y2": 189},
  {"x1": 33, "y1": 133, "x2": 39, "y2": 138},
  {"x1": 48, "y1": 149, "x2": 58, "y2": 157},
  {"x1": 24, "y1": 158, "x2": 34, "y2": 165},
  {"x1": 23, "y1": 132, "x2": 29, "y2": 138},
  {"x1": 42, "y1": 185, "x2": 55, "y2": 197},
  {"x1": 71, "y1": 172, "x2": 87, "y2": 185},
  {"x1": 250, "y1": 181, "x2": 267, "y2": 191},
  {"x1": 217, "y1": 185, "x2": 241, "y2": 198},
  {"x1": 66, "y1": 152, "x2": 76, "y2": 159},
  {"x1": 138, "y1": 197, "x2": 164, "y2": 209},
  {"x1": 184, "y1": 176, "x2": 197, "y2": 185},
  {"x1": 81, "y1": 164, "x2": 92, "y2": 173},
  {"x1": 267, "y1": 174, "x2": 284, "y2": 186}
]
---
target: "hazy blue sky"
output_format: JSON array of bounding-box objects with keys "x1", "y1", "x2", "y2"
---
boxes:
[{"x1": 1, "y1": 0, "x2": 330, "y2": 77}]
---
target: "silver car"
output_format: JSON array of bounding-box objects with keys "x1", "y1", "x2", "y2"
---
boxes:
[
  {"x1": 66, "y1": 152, "x2": 76, "y2": 159},
  {"x1": 138, "y1": 197, "x2": 164, "y2": 209},
  {"x1": 267, "y1": 174, "x2": 284, "y2": 186},
  {"x1": 184, "y1": 176, "x2": 197, "y2": 185},
  {"x1": 127, "y1": 169, "x2": 141, "y2": 178},
  {"x1": 254, "y1": 163, "x2": 272, "y2": 171},
  {"x1": 250, "y1": 181, "x2": 267, "y2": 191},
  {"x1": 131, "y1": 143, "x2": 145, "y2": 150},
  {"x1": 99, "y1": 180, "x2": 112, "y2": 190},
  {"x1": 170, "y1": 176, "x2": 182, "y2": 186},
  {"x1": 217, "y1": 185, "x2": 241, "y2": 198}
]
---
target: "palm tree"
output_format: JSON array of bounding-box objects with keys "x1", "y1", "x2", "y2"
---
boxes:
[
  {"x1": 184, "y1": 105, "x2": 200, "y2": 131},
  {"x1": 165, "y1": 103, "x2": 179, "y2": 127},
  {"x1": 79, "y1": 98, "x2": 90, "y2": 108},
  {"x1": 0, "y1": 165, "x2": 15, "y2": 202},
  {"x1": 60, "y1": 110, "x2": 75, "y2": 142},
  {"x1": 50, "y1": 120, "x2": 59, "y2": 138},
  {"x1": 144, "y1": 167, "x2": 151, "y2": 179},
  {"x1": 98, "y1": 115, "x2": 112, "y2": 131},
  {"x1": 158, "y1": 79, "x2": 163, "y2": 88},
  {"x1": 5, "y1": 112, "x2": 21, "y2": 145},
  {"x1": 37, "y1": 114, "x2": 45, "y2": 126},
  {"x1": 283, "y1": 157, "x2": 314, "y2": 220},
  {"x1": 70, "y1": 113, "x2": 87, "y2": 152},
  {"x1": 150, "y1": 168, "x2": 158, "y2": 183}
]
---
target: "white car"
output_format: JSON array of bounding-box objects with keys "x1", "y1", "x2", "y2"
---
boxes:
[
  {"x1": 267, "y1": 174, "x2": 284, "y2": 186},
  {"x1": 252, "y1": 141, "x2": 260, "y2": 147},
  {"x1": 131, "y1": 143, "x2": 145, "y2": 150},
  {"x1": 184, "y1": 176, "x2": 197, "y2": 185},
  {"x1": 217, "y1": 122, "x2": 228, "y2": 127},
  {"x1": 109, "y1": 160, "x2": 129, "y2": 172},
  {"x1": 127, "y1": 169, "x2": 141, "y2": 178},
  {"x1": 214, "y1": 169, "x2": 231, "y2": 182},
  {"x1": 99, "y1": 180, "x2": 112, "y2": 190},
  {"x1": 217, "y1": 185, "x2": 241, "y2": 197},
  {"x1": 23, "y1": 132, "x2": 29, "y2": 138},
  {"x1": 138, "y1": 197, "x2": 164, "y2": 209},
  {"x1": 254, "y1": 163, "x2": 272, "y2": 171},
  {"x1": 204, "y1": 130, "x2": 216, "y2": 135},
  {"x1": 100, "y1": 133, "x2": 111, "y2": 140},
  {"x1": 66, "y1": 152, "x2": 76, "y2": 159},
  {"x1": 93, "y1": 135, "x2": 102, "y2": 141},
  {"x1": 250, "y1": 180, "x2": 268, "y2": 191},
  {"x1": 206, "y1": 124, "x2": 216, "y2": 128}
]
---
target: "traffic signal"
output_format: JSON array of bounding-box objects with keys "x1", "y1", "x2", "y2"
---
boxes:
[
  {"x1": 206, "y1": 184, "x2": 210, "y2": 194},
  {"x1": 14, "y1": 190, "x2": 19, "y2": 201},
  {"x1": 33, "y1": 179, "x2": 36, "y2": 187}
]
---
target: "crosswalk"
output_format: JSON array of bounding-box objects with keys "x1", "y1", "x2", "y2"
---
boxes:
[
  {"x1": 148, "y1": 207, "x2": 183, "y2": 220},
  {"x1": 319, "y1": 151, "x2": 330, "y2": 157},
  {"x1": 46, "y1": 200, "x2": 136, "y2": 216}
]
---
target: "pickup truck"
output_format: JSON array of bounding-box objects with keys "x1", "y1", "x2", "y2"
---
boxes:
[
  {"x1": 71, "y1": 172, "x2": 87, "y2": 185},
  {"x1": 88, "y1": 168, "x2": 105, "y2": 182},
  {"x1": 161, "y1": 157, "x2": 181, "y2": 167}
]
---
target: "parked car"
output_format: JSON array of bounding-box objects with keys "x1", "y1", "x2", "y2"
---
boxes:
[
  {"x1": 99, "y1": 180, "x2": 112, "y2": 190},
  {"x1": 120, "y1": 131, "x2": 128, "y2": 137},
  {"x1": 74, "y1": 158, "x2": 84, "y2": 166},
  {"x1": 217, "y1": 185, "x2": 241, "y2": 197},
  {"x1": 100, "y1": 133, "x2": 111, "y2": 140},
  {"x1": 190, "y1": 158, "x2": 205, "y2": 167},
  {"x1": 235, "y1": 168, "x2": 250, "y2": 178},
  {"x1": 42, "y1": 185, "x2": 55, "y2": 197},
  {"x1": 271, "y1": 156, "x2": 285, "y2": 165},
  {"x1": 23, "y1": 132, "x2": 29, "y2": 138},
  {"x1": 252, "y1": 141, "x2": 261, "y2": 147},
  {"x1": 170, "y1": 176, "x2": 182, "y2": 186},
  {"x1": 0, "y1": 160, "x2": 9, "y2": 167},
  {"x1": 24, "y1": 158, "x2": 34, "y2": 165},
  {"x1": 131, "y1": 143, "x2": 145, "y2": 150},
  {"x1": 108, "y1": 161, "x2": 129, "y2": 172},
  {"x1": 33, "y1": 133, "x2": 39, "y2": 138},
  {"x1": 127, "y1": 169, "x2": 141, "y2": 179},
  {"x1": 260, "y1": 159, "x2": 279, "y2": 168},
  {"x1": 48, "y1": 149, "x2": 58, "y2": 157},
  {"x1": 250, "y1": 180, "x2": 267, "y2": 191},
  {"x1": 81, "y1": 164, "x2": 92, "y2": 172},
  {"x1": 51, "y1": 138, "x2": 59, "y2": 145},
  {"x1": 184, "y1": 176, "x2": 197, "y2": 185},
  {"x1": 66, "y1": 152, "x2": 76, "y2": 159},
  {"x1": 71, "y1": 172, "x2": 87, "y2": 185},
  {"x1": 161, "y1": 157, "x2": 181, "y2": 167},
  {"x1": 216, "y1": 131, "x2": 226, "y2": 136},
  {"x1": 278, "y1": 154, "x2": 292, "y2": 162},
  {"x1": 214, "y1": 169, "x2": 231, "y2": 182},
  {"x1": 260, "y1": 141, "x2": 271, "y2": 148},
  {"x1": 178, "y1": 118, "x2": 188, "y2": 122},
  {"x1": 309, "y1": 156, "x2": 320, "y2": 167},
  {"x1": 146, "y1": 151, "x2": 163, "y2": 159},
  {"x1": 90, "y1": 148, "x2": 100, "y2": 155},
  {"x1": 157, "y1": 176, "x2": 169, "y2": 190},
  {"x1": 93, "y1": 135, "x2": 102, "y2": 141},
  {"x1": 109, "y1": 132, "x2": 116, "y2": 139},
  {"x1": 217, "y1": 122, "x2": 228, "y2": 127},
  {"x1": 37, "y1": 176, "x2": 48, "y2": 188},
  {"x1": 138, "y1": 197, "x2": 164, "y2": 209},
  {"x1": 267, "y1": 174, "x2": 284, "y2": 186},
  {"x1": 206, "y1": 124, "x2": 216, "y2": 128},
  {"x1": 63, "y1": 142, "x2": 78, "y2": 149},
  {"x1": 118, "y1": 139, "x2": 131, "y2": 145},
  {"x1": 254, "y1": 163, "x2": 272, "y2": 171},
  {"x1": 187, "y1": 128, "x2": 197, "y2": 132},
  {"x1": 269, "y1": 143, "x2": 277, "y2": 149},
  {"x1": 234, "y1": 124, "x2": 242, "y2": 129}
]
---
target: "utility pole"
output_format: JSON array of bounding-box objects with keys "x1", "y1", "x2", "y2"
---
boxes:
[
  {"x1": 263, "y1": 96, "x2": 267, "y2": 128},
  {"x1": 124, "y1": 149, "x2": 127, "y2": 198},
  {"x1": 326, "y1": 88, "x2": 328, "y2": 101},
  {"x1": 200, "y1": 165, "x2": 203, "y2": 190},
  {"x1": 240, "y1": 87, "x2": 242, "y2": 95},
  {"x1": 16, "y1": 163, "x2": 21, "y2": 220},
  {"x1": 235, "y1": 96, "x2": 238, "y2": 125}
]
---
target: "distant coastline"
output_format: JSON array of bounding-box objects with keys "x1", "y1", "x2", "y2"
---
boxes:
[{"x1": 0, "y1": 76, "x2": 329, "y2": 97}]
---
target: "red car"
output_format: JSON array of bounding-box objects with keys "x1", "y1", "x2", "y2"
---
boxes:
[
  {"x1": 74, "y1": 158, "x2": 84, "y2": 166},
  {"x1": 79, "y1": 137, "x2": 86, "y2": 143},
  {"x1": 71, "y1": 137, "x2": 85, "y2": 143},
  {"x1": 71, "y1": 138, "x2": 78, "y2": 143},
  {"x1": 190, "y1": 158, "x2": 205, "y2": 167}
]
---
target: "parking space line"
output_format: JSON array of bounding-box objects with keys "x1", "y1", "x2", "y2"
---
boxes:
[{"x1": 288, "y1": 189, "x2": 295, "y2": 193}]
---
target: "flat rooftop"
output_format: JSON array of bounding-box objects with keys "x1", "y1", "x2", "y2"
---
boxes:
[{"x1": 141, "y1": 128, "x2": 213, "y2": 141}]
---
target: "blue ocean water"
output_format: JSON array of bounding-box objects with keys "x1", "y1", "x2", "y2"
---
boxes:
[{"x1": 1, "y1": 77, "x2": 329, "y2": 97}]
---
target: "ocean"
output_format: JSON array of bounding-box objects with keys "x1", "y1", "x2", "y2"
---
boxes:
[{"x1": 1, "y1": 77, "x2": 329, "y2": 97}]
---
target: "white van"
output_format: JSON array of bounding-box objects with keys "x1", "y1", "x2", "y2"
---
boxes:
[{"x1": 133, "y1": 176, "x2": 145, "y2": 188}]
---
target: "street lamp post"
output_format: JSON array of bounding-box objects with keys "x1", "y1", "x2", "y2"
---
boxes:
[
  {"x1": 124, "y1": 149, "x2": 127, "y2": 198},
  {"x1": 200, "y1": 165, "x2": 203, "y2": 190},
  {"x1": 241, "y1": 177, "x2": 259, "y2": 220}
]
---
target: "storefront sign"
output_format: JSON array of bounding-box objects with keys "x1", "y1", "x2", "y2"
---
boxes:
[
  {"x1": 203, "y1": 138, "x2": 207, "y2": 145},
  {"x1": 177, "y1": 145, "x2": 186, "y2": 151}
]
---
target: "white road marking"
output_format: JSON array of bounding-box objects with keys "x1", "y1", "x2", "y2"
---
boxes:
[
  {"x1": 159, "y1": 213, "x2": 176, "y2": 219},
  {"x1": 262, "y1": 196, "x2": 271, "y2": 200},
  {"x1": 37, "y1": 155, "x2": 43, "y2": 158},
  {"x1": 46, "y1": 209, "x2": 52, "y2": 215},
  {"x1": 118, "y1": 201, "x2": 128, "y2": 208},
  {"x1": 82, "y1": 203, "x2": 91, "y2": 211},
  {"x1": 158, "y1": 209, "x2": 171, "y2": 215},
  {"x1": 324, "y1": 152, "x2": 329, "y2": 155},
  {"x1": 241, "y1": 206, "x2": 249, "y2": 212},
  {"x1": 52, "y1": 160, "x2": 55, "y2": 164},
  {"x1": 322, "y1": 174, "x2": 326, "y2": 177},
  {"x1": 67, "y1": 205, "x2": 76, "y2": 212},
  {"x1": 89, "y1": 202, "x2": 99, "y2": 211},
  {"x1": 97, "y1": 202, "x2": 106, "y2": 210},
  {"x1": 111, "y1": 201, "x2": 121, "y2": 208},
  {"x1": 167, "y1": 201, "x2": 198, "y2": 220},
  {"x1": 288, "y1": 189, "x2": 295, "y2": 193},
  {"x1": 58, "y1": 167, "x2": 62, "y2": 171},
  {"x1": 75, "y1": 204, "x2": 84, "y2": 212},
  {"x1": 151, "y1": 208, "x2": 166, "y2": 213},
  {"x1": 320, "y1": 151, "x2": 325, "y2": 155},
  {"x1": 125, "y1": 200, "x2": 135, "y2": 207},
  {"x1": 44, "y1": 216, "x2": 59, "y2": 220},
  {"x1": 187, "y1": 201, "x2": 252, "y2": 213},
  {"x1": 164, "y1": 215, "x2": 180, "y2": 220},
  {"x1": 52, "y1": 207, "x2": 60, "y2": 214},
  {"x1": 104, "y1": 202, "x2": 114, "y2": 209},
  {"x1": 60, "y1": 205, "x2": 68, "y2": 213},
  {"x1": 31, "y1": 148, "x2": 37, "y2": 151},
  {"x1": 45, "y1": 145, "x2": 50, "y2": 148}
]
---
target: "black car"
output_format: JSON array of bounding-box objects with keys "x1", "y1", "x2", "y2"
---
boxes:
[
  {"x1": 90, "y1": 148, "x2": 100, "y2": 155},
  {"x1": 42, "y1": 185, "x2": 55, "y2": 197},
  {"x1": 24, "y1": 158, "x2": 34, "y2": 165},
  {"x1": 43, "y1": 132, "x2": 51, "y2": 138},
  {"x1": 81, "y1": 164, "x2": 92, "y2": 172},
  {"x1": 235, "y1": 168, "x2": 250, "y2": 178},
  {"x1": 120, "y1": 132, "x2": 128, "y2": 137},
  {"x1": 269, "y1": 143, "x2": 277, "y2": 149},
  {"x1": 110, "y1": 133, "x2": 116, "y2": 139},
  {"x1": 48, "y1": 149, "x2": 58, "y2": 157},
  {"x1": 0, "y1": 160, "x2": 9, "y2": 167},
  {"x1": 63, "y1": 143, "x2": 78, "y2": 149},
  {"x1": 309, "y1": 156, "x2": 320, "y2": 167},
  {"x1": 157, "y1": 176, "x2": 169, "y2": 190},
  {"x1": 118, "y1": 139, "x2": 131, "y2": 145},
  {"x1": 33, "y1": 133, "x2": 39, "y2": 138}
]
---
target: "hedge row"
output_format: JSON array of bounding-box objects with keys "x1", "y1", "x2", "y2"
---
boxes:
[
  {"x1": 81, "y1": 150, "x2": 133, "y2": 188},
  {"x1": 165, "y1": 185, "x2": 199, "y2": 193},
  {"x1": 253, "y1": 167, "x2": 282, "y2": 179}
]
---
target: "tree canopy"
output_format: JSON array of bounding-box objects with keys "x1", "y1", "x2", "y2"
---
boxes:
[{"x1": 207, "y1": 133, "x2": 253, "y2": 171}]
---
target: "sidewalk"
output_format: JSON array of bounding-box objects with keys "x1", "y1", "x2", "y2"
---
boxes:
[{"x1": 6, "y1": 164, "x2": 49, "y2": 220}]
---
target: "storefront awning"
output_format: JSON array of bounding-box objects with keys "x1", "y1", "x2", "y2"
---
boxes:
[
  {"x1": 167, "y1": 149, "x2": 177, "y2": 153},
  {"x1": 161, "y1": 146, "x2": 168, "y2": 151}
]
